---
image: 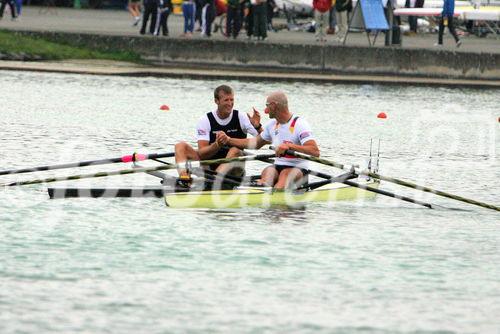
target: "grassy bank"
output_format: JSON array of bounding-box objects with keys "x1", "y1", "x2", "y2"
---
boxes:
[{"x1": 0, "y1": 30, "x2": 142, "y2": 62}]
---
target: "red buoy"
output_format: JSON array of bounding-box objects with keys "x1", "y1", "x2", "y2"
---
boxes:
[
  {"x1": 160, "y1": 105, "x2": 170, "y2": 111},
  {"x1": 377, "y1": 112, "x2": 387, "y2": 119}
]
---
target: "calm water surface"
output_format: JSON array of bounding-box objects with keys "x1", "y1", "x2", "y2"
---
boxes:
[{"x1": 0, "y1": 71, "x2": 499, "y2": 333}]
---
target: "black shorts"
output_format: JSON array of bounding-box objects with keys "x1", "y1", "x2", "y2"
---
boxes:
[
  {"x1": 272, "y1": 164, "x2": 309, "y2": 183},
  {"x1": 206, "y1": 147, "x2": 231, "y2": 172}
]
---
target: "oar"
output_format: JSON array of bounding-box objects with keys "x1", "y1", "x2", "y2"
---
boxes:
[
  {"x1": 151, "y1": 158, "x2": 243, "y2": 188},
  {"x1": 0, "y1": 152, "x2": 175, "y2": 176},
  {"x1": 296, "y1": 170, "x2": 434, "y2": 208},
  {"x1": 261, "y1": 150, "x2": 433, "y2": 208},
  {"x1": 2, "y1": 153, "x2": 276, "y2": 187},
  {"x1": 283, "y1": 149, "x2": 500, "y2": 212},
  {"x1": 132, "y1": 161, "x2": 174, "y2": 183},
  {"x1": 297, "y1": 171, "x2": 357, "y2": 191},
  {"x1": 343, "y1": 179, "x2": 433, "y2": 208}
]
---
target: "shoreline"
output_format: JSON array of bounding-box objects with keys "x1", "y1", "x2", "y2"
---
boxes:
[
  {"x1": 0, "y1": 7, "x2": 499, "y2": 88},
  {"x1": 1, "y1": 59, "x2": 500, "y2": 89},
  {"x1": 12, "y1": 30, "x2": 500, "y2": 83}
]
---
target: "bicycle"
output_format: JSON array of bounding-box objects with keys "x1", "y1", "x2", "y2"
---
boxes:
[{"x1": 213, "y1": 12, "x2": 228, "y2": 36}]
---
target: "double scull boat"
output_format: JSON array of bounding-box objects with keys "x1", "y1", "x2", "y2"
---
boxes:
[{"x1": 4, "y1": 147, "x2": 499, "y2": 211}]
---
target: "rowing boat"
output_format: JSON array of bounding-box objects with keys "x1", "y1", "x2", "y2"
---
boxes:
[
  {"x1": 164, "y1": 179, "x2": 380, "y2": 208},
  {"x1": 8, "y1": 147, "x2": 496, "y2": 211},
  {"x1": 16, "y1": 147, "x2": 441, "y2": 209}
]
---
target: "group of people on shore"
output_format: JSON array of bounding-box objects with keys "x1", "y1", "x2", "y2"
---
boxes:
[
  {"x1": 128, "y1": 0, "x2": 173, "y2": 35},
  {"x1": 131, "y1": 0, "x2": 277, "y2": 40},
  {"x1": 315, "y1": 0, "x2": 461, "y2": 46},
  {"x1": 130, "y1": 0, "x2": 461, "y2": 46},
  {"x1": 129, "y1": 0, "x2": 351, "y2": 42},
  {"x1": 174, "y1": 85, "x2": 319, "y2": 190}
]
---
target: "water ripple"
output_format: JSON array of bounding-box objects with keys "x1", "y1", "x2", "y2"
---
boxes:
[{"x1": 0, "y1": 70, "x2": 499, "y2": 334}]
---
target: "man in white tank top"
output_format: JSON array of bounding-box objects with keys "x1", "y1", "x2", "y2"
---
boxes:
[{"x1": 219, "y1": 91, "x2": 320, "y2": 189}]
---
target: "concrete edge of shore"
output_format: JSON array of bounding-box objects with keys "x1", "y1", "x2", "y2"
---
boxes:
[
  {"x1": 2, "y1": 59, "x2": 500, "y2": 89},
  {"x1": 1, "y1": 29, "x2": 499, "y2": 88}
]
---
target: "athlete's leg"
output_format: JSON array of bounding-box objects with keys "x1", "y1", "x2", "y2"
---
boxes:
[
  {"x1": 274, "y1": 167, "x2": 304, "y2": 190},
  {"x1": 259, "y1": 165, "x2": 279, "y2": 186},
  {"x1": 216, "y1": 147, "x2": 244, "y2": 176},
  {"x1": 175, "y1": 141, "x2": 200, "y2": 177}
]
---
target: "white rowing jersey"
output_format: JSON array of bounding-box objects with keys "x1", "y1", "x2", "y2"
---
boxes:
[
  {"x1": 196, "y1": 110, "x2": 258, "y2": 141},
  {"x1": 261, "y1": 116, "x2": 315, "y2": 169}
]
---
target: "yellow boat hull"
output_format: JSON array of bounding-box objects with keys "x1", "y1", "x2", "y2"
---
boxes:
[{"x1": 164, "y1": 181, "x2": 379, "y2": 208}]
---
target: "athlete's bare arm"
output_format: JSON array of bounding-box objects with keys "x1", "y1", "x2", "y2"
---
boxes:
[
  {"x1": 222, "y1": 134, "x2": 269, "y2": 150},
  {"x1": 197, "y1": 140, "x2": 222, "y2": 160},
  {"x1": 248, "y1": 108, "x2": 263, "y2": 134},
  {"x1": 275, "y1": 140, "x2": 320, "y2": 157}
]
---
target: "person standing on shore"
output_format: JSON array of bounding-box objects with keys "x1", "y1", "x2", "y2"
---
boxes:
[
  {"x1": 155, "y1": 0, "x2": 173, "y2": 36},
  {"x1": 14, "y1": 0, "x2": 21, "y2": 17},
  {"x1": 182, "y1": 0, "x2": 196, "y2": 36},
  {"x1": 252, "y1": 0, "x2": 267, "y2": 40},
  {"x1": 140, "y1": 0, "x2": 159, "y2": 34},
  {"x1": 128, "y1": 0, "x2": 142, "y2": 26},
  {"x1": 313, "y1": 0, "x2": 332, "y2": 42},
  {"x1": 226, "y1": 0, "x2": 242, "y2": 38},
  {"x1": 335, "y1": 0, "x2": 352, "y2": 43},
  {"x1": 201, "y1": 0, "x2": 216, "y2": 37},
  {"x1": 266, "y1": 0, "x2": 276, "y2": 32},
  {"x1": 436, "y1": 0, "x2": 461, "y2": 47},
  {"x1": 328, "y1": 1, "x2": 337, "y2": 35},
  {"x1": 404, "y1": 0, "x2": 424, "y2": 35},
  {"x1": 244, "y1": 0, "x2": 254, "y2": 39},
  {"x1": 0, "y1": 0, "x2": 17, "y2": 20},
  {"x1": 195, "y1": 0, "x2": 203, "y2": 31}
]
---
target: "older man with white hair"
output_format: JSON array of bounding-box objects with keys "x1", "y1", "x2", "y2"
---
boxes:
[{"x1": 217, "y1": 91, "x2": 320, "y2": 189}]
